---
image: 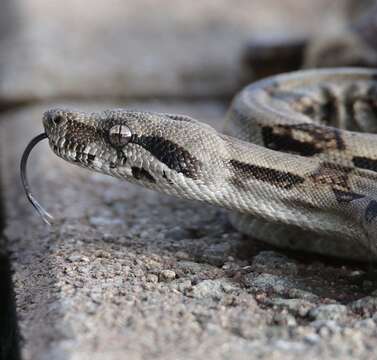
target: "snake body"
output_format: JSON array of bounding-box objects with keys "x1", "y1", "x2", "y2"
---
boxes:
[{"x1": 42, "y1": 68, "x2": 377, "y2": 261}]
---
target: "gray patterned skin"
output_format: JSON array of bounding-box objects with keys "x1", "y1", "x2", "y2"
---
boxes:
[{"x1": 43, "y1": 68, "x2": 377, "y2": 261}]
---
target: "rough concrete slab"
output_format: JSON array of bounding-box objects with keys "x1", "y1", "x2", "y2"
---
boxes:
[
  {"x1": 2, "y1": 101, "x2": 377, "y2": 360},
  {"x1": 0, "y1": 0, "x2": 350, "y2": 103}
]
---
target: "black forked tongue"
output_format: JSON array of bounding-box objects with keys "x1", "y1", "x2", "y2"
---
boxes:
[{"x1": 20, "y1": 133, "x2": 54, "y2": 226}]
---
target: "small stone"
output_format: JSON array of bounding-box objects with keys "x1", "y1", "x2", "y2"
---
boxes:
[
  {"x1": 221, "y1": 281, "x2": 238, "y2": 294},
  {"x1": 303, "y1": 333, "x2": 321, "y2": 345},
  {"x1": 133, "y1": 268, "x2": 145, "y2": 278},
  {"x1": 245, "y1": 273, "x2": 296, "y2": 294},
  {"x1": 287, "y1": 288, "x2": 319, "y2": 302},
  {"x1": 272, "y1": 340, "x2": 305, "y2": 352},
  {"x1": 273, "y1": 311, "x2": 297, "y2": 327},
  {"x1": 146, "y1": 274, "x2": 159, "y2": 284},
  {"x1": 177, "y1": 261, "x2": 206, "y2": 274},
  {"x1": 308, "y1": 304, "x2": 347, "y2": 321},
  {"x1": 170, "y1": 279, "x2": 192, "y2": 293},
  {"x1": 202, "y1": 242, "x2": 232, "y2": 266},
  {"x1": 144, "y1": 259, "x2": 162, "y2": 272},
  {"x1": 269, "y1": 298, "x2": 315, "y2": 317},
  {"x1": 251, "y1": 251, "x2": 298, "y2": 275},
  {"x1": 222, "y1": 262, "x2": 232, "y2": 270},
  {"x1": 318, "y1": 326, "x2": 330, "y2": 338},
  {"x1": 350, "y1": 296, "x2": 377, "y2": 316},
  {"x1": 311, "y1": 320, "x2": 341, "y2": 336},
  {"x1": 159, "y1": 270, "x2": 176, "y2": 282},
  {"x1": 354, "y1": 318, "x2": 376, "y2": 330},
  {"x1": 188, "y1": 279, "x2": 236, "y2": 300},
  {"x1": 94, "y1": 250, "x2": 112, "y2": 259},
  {"x1": 89, "y1": 216, "x2": 123, "y2": 226},
  {"x1": 66, "y1": 254, "x2": 83, "y2": 262},
  {"x1": 165, "y1": 227, "x2": 190, "y2": 240},
  {"x1": 362, "y1": 280, "x2": 374, "y2": 291},
  {"x1": 349, "y1": 270, "x2": 365, "y2": 277},
  {"x1": 175, "y1": 251, "x2": 189, "y2": 260},
  {"x1": 142, "y1": 282, "x2": 155, "y2": 291}
]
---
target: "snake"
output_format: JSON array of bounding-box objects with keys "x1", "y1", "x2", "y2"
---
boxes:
[{"x1": 21, "y1": 68, "x2": 377, "y2": 261}]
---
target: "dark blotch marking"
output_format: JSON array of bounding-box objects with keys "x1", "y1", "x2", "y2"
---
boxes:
[
  {"x1": 344, "y1": 84, "x2": 377, "y2": 131},
  {"x1": 262, "y1": 123, "x2": 345, "y2": 157},
  {"x1": 162, "y1": 171, "x2": 174, "y2": 185},
  {"x1": 262, "y1": 126, "x2": 318, "y2": 156},
  {"x1": 333, "y1": 189, "x2": 365, "y2": 204},
  {"x1": 344, "y1": 84, "x2": 359, "y2": 128},
  {"x1": 73, "y1": 150, "x2": 95, "y2": 164},
  {"x1": 310, "y1": 162, "x2": 352, "y2": 191},
  {"x1": 365, "y1": 200, "x2": 377, "y2": 223},
  {"x1": 131, "y1": 167, "x2": 156, "y2": 183},
  {"x1": 74, "y1": 152, "x2": 81, "y2": 163},
  {"x1": 116, "y1": 150, "x2": 127, "y2": 166},
  {"x1": 320, "y1": 86, "x2": 339, "y2": 124},
  {"x1": 229, "y1": 159, "x2": 305, "y2": 190},
  {"x1": 353, "y1": 156, "x2": 377, "y2": 173},
  {"x1": 132, "y1": 135, "x2": 200, "y2": 179},
  {"x1": 309, "y1": 162, "x2": 366, "y2": 205},
  {"x1": 109, "y1": 153, "x2": 127, "y2": 169},
  {"x1": 87, "y1": 154, "x2": 95, "y2": 164},
  {"x1": 364, "y1": 87, "x2": 377, "y2": 120}
]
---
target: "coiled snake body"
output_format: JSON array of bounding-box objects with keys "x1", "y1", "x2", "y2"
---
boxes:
[{"x1": 42, "y1": 68, "x2": 377, "y2": 261}]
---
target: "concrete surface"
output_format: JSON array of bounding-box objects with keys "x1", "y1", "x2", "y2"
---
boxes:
[{"x1": 2, "y1": 101, "x2": 377, "y2": 360}]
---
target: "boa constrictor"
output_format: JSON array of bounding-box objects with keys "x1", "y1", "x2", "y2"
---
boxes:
[{"x1": 40, "y1": 68, "x2": 377, "y2": 261}]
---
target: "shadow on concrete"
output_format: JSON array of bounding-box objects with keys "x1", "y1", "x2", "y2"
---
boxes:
[
  {"x1": 0, "y1": 167, "x2": 21, "y2": 360},
  {"x1": 0, "y1": 253, "x2": 21, "y2": 360},
  {"x1": 0, "y1": 0, "x2": 21, "y2": 348}
]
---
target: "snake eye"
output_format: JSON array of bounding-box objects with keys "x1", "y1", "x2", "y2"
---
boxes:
[{"x1": 108, "y1": 124, "x2": 132, "y2": 148}]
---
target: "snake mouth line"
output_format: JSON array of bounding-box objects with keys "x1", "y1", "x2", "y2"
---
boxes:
[{"x1": 20, "y1": 133, "x2": 54, "y2": 226}]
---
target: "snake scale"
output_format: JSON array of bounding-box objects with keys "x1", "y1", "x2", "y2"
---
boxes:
[{"x1": 35, "y1": 68, "x2": 377, "y2": 261}]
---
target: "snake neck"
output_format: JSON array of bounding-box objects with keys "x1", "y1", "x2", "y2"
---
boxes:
[{"x1": 153, "y1": 128, "x2": 377, "y2": 247}]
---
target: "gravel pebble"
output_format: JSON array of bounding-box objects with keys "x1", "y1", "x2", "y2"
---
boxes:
[
  {"x1": 350, "y1": 296, "x2": 377, "y2": 316},
  {"x1": 159, "y1": 270, "x2": 176, "y2": 282},
  {"x1": 251, "y1": 251, "x2": 298, "y2": 275},
  {"x1": 245, "y1": 273, "x2": 298, "y2": 294},
  {"x1": 146, "y1": 274, "x2": 159, "y2": 284},
  {"x1": 311, "y1": 320, "x2": 342, "y2": 335},
  {"x1": 303, "y1": 333, "x2": 321, "y2": 345},
  {"x1": 269, "y1": 298, "x2": 315, "y2": 317},
  {"x1": 309, "y1": 304, "x2": 347, "y2": 321},
  {"x1": 188, "y1": 279, "x2": 237, "y2": 299}
]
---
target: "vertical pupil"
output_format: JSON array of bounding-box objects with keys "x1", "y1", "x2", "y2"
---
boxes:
[{"x1": 118, "y1": 126, "x2": 122, "y2": 142}]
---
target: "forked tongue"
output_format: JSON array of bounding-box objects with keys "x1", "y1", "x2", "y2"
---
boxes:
[{"x1": 20, "y1": 133, "x2": 54, "y2": 226}]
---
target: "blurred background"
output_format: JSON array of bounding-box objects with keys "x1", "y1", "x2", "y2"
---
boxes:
[
  {"x1": 2, "y1": 1, "x2": 377, "y2": 360},
  {"x1": 0, "y1": 0, "x2": 375, "y2": 106}
]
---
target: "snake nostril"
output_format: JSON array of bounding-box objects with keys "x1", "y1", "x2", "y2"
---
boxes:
[{"x1": 52, "y1": 114, "x2": 64, "y2": 126}]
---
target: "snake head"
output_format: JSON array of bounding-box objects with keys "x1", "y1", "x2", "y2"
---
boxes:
[{"x1": 43, "y1": 108, "x2": 226, "y2": 195}]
